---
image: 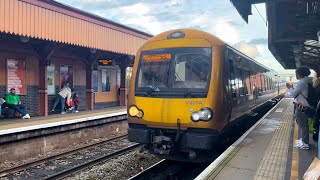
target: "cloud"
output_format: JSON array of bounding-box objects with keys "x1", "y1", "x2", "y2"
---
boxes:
[
  {"x1": 233, "y1": 41, "x2": 260, "y2": 59},
  {"x1": 53, "y1": 0, "x2": 297, "y2": 73},
  {"x1": 249, "y1": 38, "x2": 267, "y2": 45}
]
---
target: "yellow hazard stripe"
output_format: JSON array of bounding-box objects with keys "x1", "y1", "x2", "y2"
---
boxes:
[{"x1": 291, "y1": 121, "x2": 299, "y2": 180}]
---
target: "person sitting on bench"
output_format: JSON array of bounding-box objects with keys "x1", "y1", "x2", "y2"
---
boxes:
[{"x1": 5, "y1": 88, "x2": 30, "y2": 119}]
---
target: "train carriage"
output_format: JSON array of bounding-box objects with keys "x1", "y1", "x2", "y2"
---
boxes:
[{"x1": 127, "y1": 29, "x2": 278, "y2": 161}]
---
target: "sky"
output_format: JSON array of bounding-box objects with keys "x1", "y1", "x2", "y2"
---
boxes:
[{"x1": 55, "y1": 0, "x2": 295, "y2": 74}]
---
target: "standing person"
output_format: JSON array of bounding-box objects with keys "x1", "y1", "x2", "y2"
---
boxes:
[
  {"x1": 253, "y1": 84, "x2": 258, "y2": 103},
  {"x1": 5, "y1": 88, "x2": 30, "y2": 119},
  {"x1": 312, "y1": 77, "x2": 320, "y2": 141},
  {"x1": 282, "y1": 66, "x2": 313, "y2": 149},
  {"x1": 73, "y1": 93, "x2": 80, "y2": 113},
  {"x1": 52, "y1": 83, "x2": 72, "y2": 114},
  {"x1": 106, "y1": 76, "x2": 111, "y2": 92}
]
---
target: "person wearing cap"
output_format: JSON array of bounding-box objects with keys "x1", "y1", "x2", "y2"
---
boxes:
[{"x1": 5, "y1": 88, "x2": 30, "y2": 119}]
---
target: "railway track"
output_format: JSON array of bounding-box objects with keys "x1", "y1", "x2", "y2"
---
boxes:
[
  {"x1": 129, "y1": 98, "x2": 281, "y2": 180},
  {"x1": 0, "y1": 135, "x2": 140, "y2": 180},
  {"x1": 129, "y1": 159, "x2": 209, "y2": 180}
]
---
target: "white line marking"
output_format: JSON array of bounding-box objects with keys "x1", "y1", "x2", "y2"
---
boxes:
[
  {"x1": 0, "y1": 111, "x2": 127, "y2": 136},
  {"x1": 195, "y1": 99, "x2": 284, "y2": 180}
]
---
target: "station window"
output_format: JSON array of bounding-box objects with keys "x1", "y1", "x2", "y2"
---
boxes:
[
  {"x1": 101, "y1": 69, "x2": 111, "y2": 92},
  {"x1": 47, "y1": 64, "x2": 55, "y2": 95},
  {"x1": 93, "y1": 70, "x2": 98, "y2": 92}
]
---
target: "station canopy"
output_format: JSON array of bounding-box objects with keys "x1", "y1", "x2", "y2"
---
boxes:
[
  {"x1": 0, "y1": 0, "x2": 152, "y2": 56},
  {"x1": 230, "y1": 0, "x2": 320, "y2": 70}
]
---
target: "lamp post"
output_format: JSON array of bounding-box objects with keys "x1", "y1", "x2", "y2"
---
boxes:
[
  {"x1": 274, "y1": 75, "x2": 279, "y2": 95},
  {"x1": 278, "y1": 76, "x2": 280, "y2": 95}
]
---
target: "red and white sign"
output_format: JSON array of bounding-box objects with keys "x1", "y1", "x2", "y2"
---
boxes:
[{"x1": 7, "y1": 59, "x2": 26, "y2": 94}]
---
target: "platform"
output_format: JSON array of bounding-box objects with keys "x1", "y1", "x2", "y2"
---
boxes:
[
  {"x1": 0, "y1": 106, "x2": 127, "y2": 143},
  {"x1": 196, "y1": 98, "x2": 318, "y2": 180}
]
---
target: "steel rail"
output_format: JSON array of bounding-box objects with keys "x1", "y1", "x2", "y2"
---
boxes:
[
  {"x1": 43, "y1": 143, "x2": 141, "y2": 180},
  {"x1": 0, "y1": 134, "x2": 128, "y2": 177}
]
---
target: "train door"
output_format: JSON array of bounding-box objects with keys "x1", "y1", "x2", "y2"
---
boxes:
[
  {"x1": 225, "y1": 50, "x2": 238, "y2": 120},
  {"x1": 223, "y1": 48, "x2": 232, "y2": 121}
]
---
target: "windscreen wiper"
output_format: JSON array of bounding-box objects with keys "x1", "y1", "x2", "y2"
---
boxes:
[
  {"x1": 174, "y1": 72, "x2": 193, "y2": 97},
  {"x1": 146, "y1": 69, "x2": 169, "y2": 96}
]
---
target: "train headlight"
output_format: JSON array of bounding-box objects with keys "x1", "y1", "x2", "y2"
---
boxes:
[
  {"x1": 128, "y1": 105, "x2": 144, "y2": 118},
  {"x1": 190, "y1": 108, "x2": 213, "y2": 122}
]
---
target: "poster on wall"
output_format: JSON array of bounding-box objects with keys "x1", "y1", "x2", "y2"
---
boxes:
[
  {"x1": 102, "y1": 69, "x2": 111, "y2": 92},
  {"x1": 47, "y1": 65, "x2": 55, "y2": 95},
  {"x1": 93, "y1": 70, "x2": 98, "y2": 92},
  {"x1": 60, "y1": 65, "x2": 73, "y2": 89},
  {"x1": 7, "y1": 59, "x2": 26, "y2": 94}
]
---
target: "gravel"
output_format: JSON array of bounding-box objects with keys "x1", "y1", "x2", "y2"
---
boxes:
[
  {"x1": 66, "y1": 150, "x2": 161, "y2": 180},
  {"x1": 0, "y1": 132, "x2": 126, "y2": 170}
]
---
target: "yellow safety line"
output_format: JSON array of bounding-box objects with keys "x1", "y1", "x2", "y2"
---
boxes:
[{"x1": 291, "y1": 121, "x2": 299, "y2": 180}]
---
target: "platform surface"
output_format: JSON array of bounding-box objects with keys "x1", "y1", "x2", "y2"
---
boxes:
[
  {"x1": 0, "y1": 106, "x2": 127, "y2": 135},
  {"x1": 196, "y1": 98, "x2": 318, "y2": 180}
]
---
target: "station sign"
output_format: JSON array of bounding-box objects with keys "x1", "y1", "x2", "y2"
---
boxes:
[{"x1": 98, "y1": 59, "x2": 114, "y2": 66}]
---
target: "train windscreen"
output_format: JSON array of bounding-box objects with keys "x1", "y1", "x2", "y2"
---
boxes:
[{"x1": 135, "y1": 47, "x2": 212, "y2": 97}]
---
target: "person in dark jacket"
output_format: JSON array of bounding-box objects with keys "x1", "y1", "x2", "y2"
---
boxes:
[{"x1": 312, "y1": 78, "x2": 320, "y2": 141}]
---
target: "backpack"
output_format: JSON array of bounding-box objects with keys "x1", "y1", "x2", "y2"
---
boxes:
[
  {"x1": 297, "y1": 82, "x2": 317, "y2": 118},
  {"x1": 306, "y1": 83, "x2": 317, "y2": 108}
]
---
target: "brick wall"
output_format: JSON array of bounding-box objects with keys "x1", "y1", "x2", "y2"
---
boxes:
[
  {"x1": 25, "y1": 86, "x2": 39, "y2": 115},
  {"x1": 0, "y1": 86, "x2": 6, "y2": 99},
  {"x1": 48, "y1": 86, "x2": 60, "y2": 113},
  {"x1": 74, "y1": 85, "x2": 86, "y2": 110}
]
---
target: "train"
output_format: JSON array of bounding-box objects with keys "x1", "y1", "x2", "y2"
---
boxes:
[{"x1": 127, "y1": 29, "x2": 280, "y2": 161}]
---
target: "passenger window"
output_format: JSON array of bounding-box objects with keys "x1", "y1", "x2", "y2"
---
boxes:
[
  {"x1": 229, "y1": 59, "x2": 237, "y2": 99},
  {"x1": 236, "y1": 69, "x2": 244, "y2": 96},
  {"x1": 243, "y1": 70, "x2": 250, "y2": 95}
]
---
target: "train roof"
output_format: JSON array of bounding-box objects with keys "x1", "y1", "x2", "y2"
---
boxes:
[
  {"x1": 141, "y1": 28, "x2": 276, "y2": 74},
  {"x1": 225, "y1": 44, "x2": 272, "y2": 73}
]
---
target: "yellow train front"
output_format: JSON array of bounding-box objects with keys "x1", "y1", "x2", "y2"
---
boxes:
[{"x1": 127, "y1": 29, "x2": 276, "y2": 161}]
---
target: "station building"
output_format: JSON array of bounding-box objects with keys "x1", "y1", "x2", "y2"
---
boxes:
[{"x1": 0, "y1": 0, "x2": 152, "y2": 116}]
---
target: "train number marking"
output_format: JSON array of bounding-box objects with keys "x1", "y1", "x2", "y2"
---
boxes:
[{"x1": 185, "y1": 101, "x2": 203, "y2": 105}]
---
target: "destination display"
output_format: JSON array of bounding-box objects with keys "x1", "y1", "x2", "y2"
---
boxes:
[{"x1": 143, "y1": 54, "x2": 171, "y2": 61}]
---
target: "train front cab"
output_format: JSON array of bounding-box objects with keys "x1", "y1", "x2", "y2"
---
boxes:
[{"x1": 127, "y1": 30, "x2": 231, "y2": 160}]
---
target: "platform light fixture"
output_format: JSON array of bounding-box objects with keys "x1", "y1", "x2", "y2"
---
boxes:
[{"x1": 20, "y1": 36, "x2": 30, "y2": 43}]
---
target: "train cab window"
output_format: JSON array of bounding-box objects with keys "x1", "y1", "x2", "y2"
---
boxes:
[
  {"x1": 135, "y1": 47, "x2": 212, "y2": 97},
  {"x1": 137, "y1": 57, "x2": 170, "y2": 88},
  {"x1": 174, "y1": 53, "x2": 210, "y2": 89}
]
